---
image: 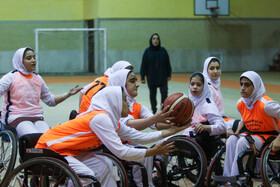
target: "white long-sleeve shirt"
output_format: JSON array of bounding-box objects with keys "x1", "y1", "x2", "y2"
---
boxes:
[
  {"x1": 184, "y1": 98, "x2": 227, "y2": 136},
  {"x1": 264, "y1": 100, "x2": 280, "y2": 119},
  {"x1": 90, "y1": 113, "x2": 163, "y2": 162}
]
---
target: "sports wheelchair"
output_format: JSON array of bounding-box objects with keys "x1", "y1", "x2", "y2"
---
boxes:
[
  {"x1": 1, "y1": 133, "x2": 103, "y2": 186},
  {"x1": 69, "y1": 110, "x2": 209, "y2": 186},
  {"x1": 206, "y1": 135, "x2": 280, "y2": 187},
  {"x1": 153, "y1": 135, "x2": 208, "y2": 187},
  {"x1": 99, "y1": 134, "x2": 208, "y2": 187}
]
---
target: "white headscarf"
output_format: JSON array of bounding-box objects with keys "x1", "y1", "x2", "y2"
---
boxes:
[
  {"x1": 12, "y1": 47, "x2": 33, "y2": 75},
  {"x1": 202, "y1": 57, "x2": 221, "y2": 89},
  {"x1": 85, "y1": 86, "x2": 123, "y2": 125},
  {"x1": 189, "y1": 72, "x2": 213, "y2": 107},
  {"x1": 104, "y1": 60, "x2": 132, "y2": 76},
  {"x1": 240, "y1": 71, "x2": 266, "y2": 108},
  {"x1": 108, "y1": 69, "x2": 134, "y2": 111}
]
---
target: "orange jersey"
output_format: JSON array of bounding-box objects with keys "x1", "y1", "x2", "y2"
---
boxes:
[
  {"x1": 36, "y1": 110, "x2": 107, "y2": 156},
  {"x1": 79, "y1": 76, "x2": 108, "y2": 113},
  {"x1": 129, "y1": 101, "x2": 142, "y2": 120},
  {"x1": 237, "y1": 95, "x2": 280, "y2": 141}
]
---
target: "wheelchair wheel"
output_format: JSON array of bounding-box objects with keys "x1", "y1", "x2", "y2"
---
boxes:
[
  {"x1": 96, "y1": 152, "x2": 129, "y2": 187},
  {"x1": 1, "y1": 157, "x2": 82, "y2": 187},
  {"x1": 165, "y1": 135, "x2": 207, "y2": 186},
  {"x1": 0, "y1": 130, "x2": 17, "y2": 184},
  {"x1": 153, "y1": 158, "x2": 167, "y2": 187},
  {"x1": 206, "y1": 146, "x2": 226, "y2": 187},
  {"x1": 260, "y1": 145, "x2": 280, "y2": 187}
]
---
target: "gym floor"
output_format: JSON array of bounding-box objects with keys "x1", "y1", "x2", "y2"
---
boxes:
[{"x1": 36, "y1": 72, "x2": 280, "y2": 128}]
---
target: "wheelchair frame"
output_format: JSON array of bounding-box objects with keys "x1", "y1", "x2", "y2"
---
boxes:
[
  {"x1": 206, "y1": 140, "x2": 280, "y2": 187},
  {"x1": 0, "y1": 129, "x2": 17, "y2": 186}
]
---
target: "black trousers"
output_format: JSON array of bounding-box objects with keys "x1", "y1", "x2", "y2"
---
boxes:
[{"x1": 148, "y1": 82, "x2": 168, "y2": 114}]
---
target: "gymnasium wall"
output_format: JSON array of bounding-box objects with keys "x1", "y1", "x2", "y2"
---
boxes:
[
  {"x1": 98, "y1": 18, "x2": 280, "y2": 73},
  {"x1": 0, "y1": 0, "x2": 279, "y2": 74}
]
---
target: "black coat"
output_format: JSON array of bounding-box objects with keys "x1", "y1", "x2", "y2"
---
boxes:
[{"x1": 140, "y1": 46, "x2": 172, "y2": 86}]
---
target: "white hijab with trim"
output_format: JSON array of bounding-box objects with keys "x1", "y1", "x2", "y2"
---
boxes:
[
  {"x1": 85, "y1": 86, "x2": 123, "y2": 126},
  {"x1": 108, "y1": 69, "x2": 134, "y2": 111},
  {"x1": 104, "y1": 60, "x2": 132, "y2": 76},
  {"x1": 202, "y1": 57, "x2": 221, "y2": 89},
  {"x1": 12, "y1": 47, "x2": 33, "y2": 75},
  {"x1": 189, "y1": 72, "x2": 213, "y2": 107},
  {"x1": 240, "y1": 71, "x2": 266, "y2": 108}
]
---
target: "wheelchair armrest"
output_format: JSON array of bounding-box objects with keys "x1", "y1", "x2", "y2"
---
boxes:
[{"x1": 78, "y1": 175, "x2": 100, "y2": 187}]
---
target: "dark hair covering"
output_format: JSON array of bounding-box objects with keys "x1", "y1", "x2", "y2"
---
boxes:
[
  {"x1": 149, "y1": 33, "x2": 161, "y2": 50},
  {"x1": 23, "y1": 47, "x2": 34, "y2": 57},
  {"x1": 209, "y1": 57, "x2": 220, "y2": 66},
  {"x1": 190, "y1": 72, "x2": 204, "y2": 85}
]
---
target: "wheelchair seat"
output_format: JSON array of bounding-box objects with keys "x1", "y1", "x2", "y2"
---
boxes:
[{"x1": 19, "y1": 133, "x2": 68, "y2": 163}]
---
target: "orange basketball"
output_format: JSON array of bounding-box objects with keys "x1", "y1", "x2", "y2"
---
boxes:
[{"x1": 163, "y1": 92, "x2": 194, "y2": 125}]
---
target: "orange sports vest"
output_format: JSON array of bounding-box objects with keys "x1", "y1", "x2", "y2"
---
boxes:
[
  {"x1": 35, "y1": 110, "x2": 110, "y2": 156},
  {"x1": 237, "y1": 95, "x2": 280, "y2": 141},
  {"x1": 120, "y1": 101, "x2": 142, "y2": 144},
  {"x1": 129, "y1": 101, "x2": 142, "y2": 120},
  {"x1": 78, "y1": 76, "x2": 108, "y2": 113}
]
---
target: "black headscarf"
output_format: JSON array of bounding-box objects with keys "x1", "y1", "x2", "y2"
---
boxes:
[{"x1": 149, "y1": 33, "x2": 161, "y2": 51}]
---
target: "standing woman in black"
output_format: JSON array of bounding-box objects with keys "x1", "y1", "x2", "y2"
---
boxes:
[{"x1": 140, "y1": 33, "x2": 172, "y2": 114}]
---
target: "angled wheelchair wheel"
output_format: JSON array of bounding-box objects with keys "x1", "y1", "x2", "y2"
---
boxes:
[
  {"x1": 206, "y1": 146, "x2": 226, "y2": 187},
  {"x1": 260, "y1": 145, "x2": 280, "y2": 187},
  {"x1": 165, "y1": 135, "x2": 207, "y2": 186},
  {"x1": 0, "y1": 130, "x2": 17, "y2": 184},
  {"x1": 96, "y1": 152, "x2": 129, "y2": 187},
  {"x1": 1, "y1": 157, "x2": 82, "y2": 187}
]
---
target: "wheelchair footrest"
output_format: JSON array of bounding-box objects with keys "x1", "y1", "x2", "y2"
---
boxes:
[
  {"x1": 214, "y1": 175, "x2": 237, "y2": 183},
  {"x1": 214, "y1": 175, "x2": 252, "y2": 185}
]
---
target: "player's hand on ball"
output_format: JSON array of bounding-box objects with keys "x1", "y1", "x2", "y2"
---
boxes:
[{"x1": 154, "y1": 104, "x2": 175, "y2": 123}]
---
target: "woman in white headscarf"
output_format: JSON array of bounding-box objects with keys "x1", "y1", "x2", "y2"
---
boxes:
[
  {"x1": 183, "y1": 72, "x2": 226, "y2": 161},
  {"x1": 223, "y1": 71, "x2": 280, "y2": 177},
  {"x1": 202, "y1": 57, "x2": 223, "y2": 113},
  {"x1": 108, "y1": 69, "x2": 173, "y2": 130},
  {"x1": 104, "y1": 60, "x2": 133, "y2": 77},
  {"x1": 36, "y1": 86, "x2": 188, "y2": 186},
  {"x1": 0, "y1": 47, "x2": 81, "y2": 138},
  {"x1": 203, "y1": 57, "x2": 241, "y2": 134},
  {"x1": 78, "y1": 60, "x2": 134, "y2": 113},
  {"x1": 108, "y1": 69, "x2": 175, "y2": 187}
]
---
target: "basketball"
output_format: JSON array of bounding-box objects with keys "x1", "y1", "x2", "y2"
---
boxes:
[{"x1": 163, "y1": 92, "x2": 194, "y2": 126}]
